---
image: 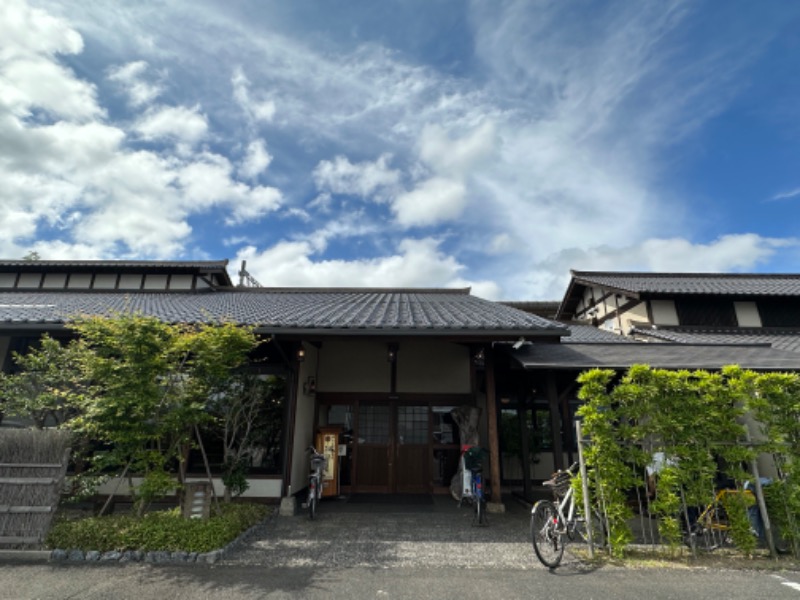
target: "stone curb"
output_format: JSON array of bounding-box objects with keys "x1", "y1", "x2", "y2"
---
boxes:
[{"x1": 6, "y1": 510, "x2": 275, "y2": 566}]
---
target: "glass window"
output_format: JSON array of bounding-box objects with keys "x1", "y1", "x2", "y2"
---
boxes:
[
  {"x1": 398, "y1": 406, "x2": 428, "y2": 445},
  {"x1": 432, "y1": 406, "x2": 460, "y2": 446},
  {"x1": 187, "y1": 374, "x2": 287, "y2": 475},
  {"x1": 358, "y1": 405, "x2": 389, "y2": 444}
]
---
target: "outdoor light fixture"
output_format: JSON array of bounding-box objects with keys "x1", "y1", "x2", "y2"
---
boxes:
[
  {"x1": 512, "y1": 337, "x2": 526, "y2": 350},
  {"x1": 303, "y1": 376, "x2": 316, "y2": 395},
  {"x1": 387, "y1": 343, "x2": 398, "y2": 363},
  {"x1": 296, "y1": 346, "x2": 305, "y2": 362}
]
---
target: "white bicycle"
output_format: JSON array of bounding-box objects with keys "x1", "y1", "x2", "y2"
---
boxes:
[
  {"x1": 306, "y1": 446, "x2": 326, "y2": 520},
  {"x1": 530, "y1": 463, "x2": 606, "y2": 568}
]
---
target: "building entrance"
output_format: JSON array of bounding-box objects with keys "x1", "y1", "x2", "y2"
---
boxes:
[{"x1": 317, "y1": 398, "x2": 466, "y2": 495}]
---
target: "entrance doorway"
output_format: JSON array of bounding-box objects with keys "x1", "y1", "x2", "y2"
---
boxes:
[
  {"x1": 317, "y1": 399, "x2": 464, "y2": 494},
  {"x1": 355, "y1": 403, "x2": 430, "y2": 493}
]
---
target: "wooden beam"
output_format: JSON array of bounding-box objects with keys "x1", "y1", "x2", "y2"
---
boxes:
[
  {"x1": 484, "y1": 346, "x2": 503, "y2": 505},
  {"x1": 0, "y1": 536, "x2": 40, "y2": 545},
  {"x1": 0, "y1": 463, "x2": 63, "y2": 469},
  {"x1": 0, "y1": 506, "x2": 53, "y2": 514},
  {"x1": 0, "y1": 478, "x2": 57, "y2": 485}
]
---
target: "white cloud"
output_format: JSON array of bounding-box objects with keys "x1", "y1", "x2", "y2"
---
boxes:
[
  {"x1": 239, "y1": 139, "x2": 273, "y2": 179},
  {"x1": 772, "y1": 187, "x2": 800, "y2": 201},
  {"x1": 313, "y1": 153, "x2": 400, "y2": 201},
  {"x1": 418, "y1": 121, "x2": 496, "y2": 176},
  {"x1": 308, "y1": 192, "x2": 333, "y2": 214},
  {"x1": 229, "y1": 186, "x2": 283, "y2": 224},
  {"x1": 0, "y1": 1, "x2": 100, "y2": 121},
  {"x1": 0, "y1": 1, "x2": 285, "y2": 260},
  {"x1": 392, "y1": 177, "x2": 467, "y2": 228},
  {"x1": 232, "y1": 67, "x2": 276, "y2": 123},
  {"x1": 134, "y1": 105, "x2": 208, "y2": 146},
  {"x1": 3, "y1": 0, "x2": 797, "y2": 301},
  {"x1": 235, "y1": 236, "x2": 500, "y2": 297},
  {"x1": 107, "y1": 60, "x2": 163, "y2": 106},
  {"x1": 488, "y1": 233, "x2": 513, "y2": 255},
  {"x1": 176, "y1": 153, "x2": 282, "y2": 224}
]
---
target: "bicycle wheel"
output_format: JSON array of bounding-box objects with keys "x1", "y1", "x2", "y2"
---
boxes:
[
  {"x1": 685, "y1": 524, "x2": 722, "y2": 551},
  {"x1": 531, "y1": 500, "x2": 565, "y2": 568},
  {"x1": 308, "y1": 480, "x2": 318, "y2": 520},
  {"x1": 473, "y1": 496, "x2": 488, "y2": 526}
]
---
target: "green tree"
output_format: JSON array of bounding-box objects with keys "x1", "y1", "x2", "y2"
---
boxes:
[
  {"x1": 0, "y1": 335, "x2": 87, "y2": 428},
  {"x1": 66, "y1": 315, "x2": 258, "y2": 514}
]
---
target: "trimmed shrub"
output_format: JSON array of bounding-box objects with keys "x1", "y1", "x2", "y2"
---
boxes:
[{"x1": 46, "y1": 503, "x2": 269, "y2": 553}]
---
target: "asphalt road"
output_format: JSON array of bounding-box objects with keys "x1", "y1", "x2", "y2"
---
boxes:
[
  {"x1": 2, "y1": 495, "x2": 799, "y2": 600},
  {"x1": 1, "y1": 561, "x2": 800, "y2": 600}
]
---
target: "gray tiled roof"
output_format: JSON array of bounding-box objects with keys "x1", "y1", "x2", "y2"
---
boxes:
[
  {"x1": 0, "y1": 259, "x2": 230, "y2": 270},
  {"x1": 571, "y1": 271, "x2": 800, "y2": 297},
  {"x1": 0, "y1": 288, "x2": 567, "y2": 338},
  {"x1": 630, "y1": 326, "x2": 800, "y2": 354},
  {"x1": 505, "y1": 342, "x2": 800, "y2": 371},
  {"x1": 562, "y1": 322, "x2": 636, "y2": 343}
]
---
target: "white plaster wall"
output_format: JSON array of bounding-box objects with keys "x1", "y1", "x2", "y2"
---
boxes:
[
  {"x1": 650, "y1": 300, "x2": 679, "y2": 326},
  {"x1": 396, "y1": 340, "x2": 470, "y2": 394},
  {"x1": 735, "y1": 301, "x2": 762, "y2": 327},
  {"x1": 94, "y1": 476, "x2": 283, "y2": 499},
  {"x1": 290, "y1": 344, "x2": 318, "y2": 497},
  {"x1": 619, "y1": 301, "x2": 649, "y2": 333}
]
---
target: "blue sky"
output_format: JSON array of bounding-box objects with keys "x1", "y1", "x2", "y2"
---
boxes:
[{"x1": 3, "y1": 1, "x2": 800, "y2": 299}]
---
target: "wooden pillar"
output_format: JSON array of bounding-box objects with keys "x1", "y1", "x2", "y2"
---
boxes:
[
  {"x1": 546, "y1": 371, "x2": 564, "y2": 471},
  {"x1": 484, "y1": 346, "x2": 503, "y2": 505},
  {"x1": 561, "y1": 390, "x2": 574, "y2": 467},
  {"x1": 517, "y1": 396, "x2": 532, "y2": 500}
]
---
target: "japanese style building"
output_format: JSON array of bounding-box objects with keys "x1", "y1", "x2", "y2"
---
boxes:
[{"x1": 1, "y1": 261, "x2": 798, "y2": 506}]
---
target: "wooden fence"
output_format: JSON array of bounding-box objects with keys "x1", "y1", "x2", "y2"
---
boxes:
[{"x1": 0, "y1": 430, "x2": 71, "y2": 549}]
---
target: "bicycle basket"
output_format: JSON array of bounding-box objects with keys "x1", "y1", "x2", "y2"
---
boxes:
[
  {"x1": 546, "y1": 471, "x2": 572, "y2": 497},
  {"x1": 463, "y1": 446, "x2": 486, "y2": 471},
  {"x1": 310, "y1": 455, "x2": 327, "y2": 471}
]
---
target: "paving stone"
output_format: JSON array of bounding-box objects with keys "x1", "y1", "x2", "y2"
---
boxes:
[
  {"x1": 50, "y1": 549, "x2": 67, "y2": 561},
  {"x1": 67, "y1": 549, "x2": 85, "y2": 562},
  {"x1": 100, "y1": 551, "x2": 122, "y2": 562}
]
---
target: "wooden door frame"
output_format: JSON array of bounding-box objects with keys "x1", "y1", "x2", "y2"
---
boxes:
[{"x1": 316, "y1": 393, "x2": 471, "y2": 494}]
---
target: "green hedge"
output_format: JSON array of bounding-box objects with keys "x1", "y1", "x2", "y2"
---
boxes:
[
  {"x1": 46, "y1": 503, "x2": 270, "y2": 553},
  {"x1": 576, "y1": 365, "x2": 800, "y2": 558}
]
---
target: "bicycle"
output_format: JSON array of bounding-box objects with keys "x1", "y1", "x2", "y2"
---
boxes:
[
  {"x1": 470, "y1": 463, "x2": 488, "y2": 526},
  {"x1": 306, "y1": 445, "x2": 327, "y2": 520},
  {"x1": 530, "y1": 463, "x2": 606, "y2": 569},
  {"x1": 459, "y1": 446, "x2": 488, "y2": 526},
  {"x1": 685, "y1": 488, "x2": 755, "y2": 551}
]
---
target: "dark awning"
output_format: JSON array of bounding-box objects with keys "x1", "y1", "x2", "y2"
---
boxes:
[{"x1": 504, "y1": 342, "x2": 799, "y2": 371}]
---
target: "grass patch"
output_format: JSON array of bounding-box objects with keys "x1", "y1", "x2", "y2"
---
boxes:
[
  {"x1": 46, "y1": 503, "x2": 270, "y2": 553},
  {"x1": 571, "y1": 546, "x2": 800, "y2": 571}
]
